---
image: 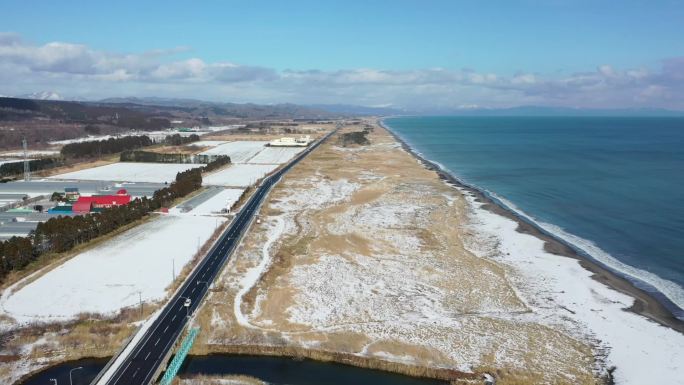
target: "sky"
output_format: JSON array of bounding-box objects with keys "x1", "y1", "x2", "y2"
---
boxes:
[{"x1": 1, "y1": 0, "x2": 683, "y2": 110}]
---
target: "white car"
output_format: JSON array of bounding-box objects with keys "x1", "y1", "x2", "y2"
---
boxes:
[{"x1": 184, "y1": 298, "x2": 191, "y2": 307}]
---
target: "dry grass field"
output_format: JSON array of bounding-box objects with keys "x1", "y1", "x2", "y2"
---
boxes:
[{"x1": 191, "y1": 123, "x2": 602, "y2": 384}]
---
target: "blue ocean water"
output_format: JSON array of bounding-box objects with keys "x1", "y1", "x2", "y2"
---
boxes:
[{"x1": 384, "y1": 116, "x2": 684, "y2": 316}]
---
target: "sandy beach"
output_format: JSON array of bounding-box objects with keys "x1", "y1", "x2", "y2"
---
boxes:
[{"x1": 381, "y1": 120, "x2": 684, "y2": 333}]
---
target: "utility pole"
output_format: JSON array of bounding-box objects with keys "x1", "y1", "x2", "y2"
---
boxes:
[
  {"x1": 138, "y1": 291, "x2": 143, "y2": 317},
  {"x1": 22, "y1": 137, "x2": 30, "y2": 182}
]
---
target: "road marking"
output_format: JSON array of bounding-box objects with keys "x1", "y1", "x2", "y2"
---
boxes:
[
  {"x1": 155, "y1": 337, "x2": 160, "y2": 346},
  {"x1": 132, "y1": 368, "x2": 139, "y2": 378},
  {"x1": 145, "y1": 351, "x2": 151, "y2": 360},
  {"x1": 172, "y1": 314, "x2": 177, "y2": 321},
  {"x1": 163, "y1": 325, "x2": 169, "y2": 333},
  {"x1": 121, "y1": 361, "x2": 132, "y2": 375}
]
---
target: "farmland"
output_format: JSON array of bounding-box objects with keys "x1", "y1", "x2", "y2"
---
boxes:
[
  {"x1": 200, "y1": 141, "x2": 267, "y2": 163},
  {"x1": 48, "y1": 162, "x2": 204, "y2": 183},
  {"x1": 0, "y1": 213, "x2": 227, "y2": 323},
  {"x1": 203, "y1": 164, "x2": 279, "y2": 187},
  {"x1": 247, "y1": 147, "x2": 304, "y2": 164},
  {"x1": 187, "y1": 188, "x2": 246, "y2": 215}
]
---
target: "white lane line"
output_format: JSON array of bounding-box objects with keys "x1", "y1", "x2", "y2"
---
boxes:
[
  {"x1": 145, "y1": 351, "x2": 151, "y2": 361},
  {"x1": 163, "y1": 325, "x2": 169, "y2": 333},
  {"x1": 172, "y1": 314, "x2": 177, "y2": 321},
  {"x1": 121, "y1": 361, "x2": 132, "y2": 376},
  {"x1": 155, "y1": 337, "x2": 160, "y2": 346}
]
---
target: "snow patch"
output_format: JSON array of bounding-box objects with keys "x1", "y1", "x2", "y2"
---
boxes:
[{"x1": 461, "y1": 191, "x2": 684, "y2": 385}]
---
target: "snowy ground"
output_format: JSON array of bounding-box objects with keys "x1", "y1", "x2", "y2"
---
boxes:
[
  {"x1": 247, "y1": 147, "x2": 304, "y2": 164},
  {"x1": 0, "y1": 214, "x2": 226, "y2": 323},
  {"x1": 48, "y1": 135, "x2": 121, "y2": 145},
  {"x1": 0, "y1": 150, "x2": 60, "y2": 157},
  {"x1": 198, "y1": 127, "x2": 656, "y2": 384},
  {"x1": 187, "y1": 140, "x2": 227, "y2": 147},
  {"x1": 0, "y1": 159, "x2": 32, "y2": 166},
  {"x1": 462, "y1": 191, "x2": 684, "y2": 385},
  {"x1": 203, "y1": 164, "x2": 279, "y2": 187},
  {"x1": 48, "y1": 162, "x2": 203, "y2": 183},
  {"x1": 200, "y1": 141, "x2": 267, "y2": 163},
  {"x1": 188, "y1": 188, "x2": 245, "y2": 215}
]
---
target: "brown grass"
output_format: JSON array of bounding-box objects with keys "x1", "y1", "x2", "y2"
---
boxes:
[{"x1": 188, "y1": 121, "x2": 604, "y2": 385}]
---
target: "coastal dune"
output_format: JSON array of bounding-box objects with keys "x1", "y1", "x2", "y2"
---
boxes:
[{"x1": 190, "y1": 122, "x2": 661, "y2": 384}]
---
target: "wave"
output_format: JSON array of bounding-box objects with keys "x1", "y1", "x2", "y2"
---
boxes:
[
  {"x1": 381, "y1": 118, "x2": 684, "y2": 319},
  {"x1": 490, "y1": 192, "x2": 684, "y2": 315}
]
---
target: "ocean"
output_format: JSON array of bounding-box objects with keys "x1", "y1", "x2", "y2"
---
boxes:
[{"x1": 383, "y1": 116, "x2": 684, "y2": 318}]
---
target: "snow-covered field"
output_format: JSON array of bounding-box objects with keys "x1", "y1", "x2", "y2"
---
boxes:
[
  {"x1": 203, "y1": 164, "x2": 279, "y2": 187},
  {"x1": 0, "y1": 159, "x2": 31, "y2": 166},
  {"x1": 462, "y1": 191, "x2": 684, "y2": 385},
  {"x1": 49, "y1": 162, "x2": 203, "y2": 183},
  {"x1": 48, "y1": 135, "x2": 121, "y2": 145},
  {"x1": 200, "y1": 141, "x2": 267, "y2": 163},
  {"x1": 0, "y1": 214, "x2": 226, "y2": 322},
  {"x1": 187, "y1": 140, "x2": 227, "y2": 147},
  {"x1": 0, "y1": 150, "x2": 60, "y2": 157},
  {"x1": 189, "y1": 188, "x2": 245, "y2": 215},
  {"x1": 247, "y1": 147, "x2": 304, "y2": 164}
]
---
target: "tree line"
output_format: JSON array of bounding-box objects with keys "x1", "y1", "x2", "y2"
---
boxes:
[
  {"x1": 201, "y1": 155, "x2": 230, "y2": 172},
  {"x1": 338, "y1": 130, "x2": 370, "y2": 147},
  {"x1": 0, "y1": 158, "x2": 63, "y2": 178},
  {"x1": 164, "y1": 134, "x2": 200, "y2": 146},
  {"x1": 0, "y1": 167, "x2": 203, "y2": 282},
  {"x1": 61, "y1": 135, "x2": 154, "y2": 158},
  {"x1": 120, "y1": 150, "x2": 196, "y2": 163}
]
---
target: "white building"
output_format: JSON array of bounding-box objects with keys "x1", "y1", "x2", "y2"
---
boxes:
[{"x1": 269, "y1": 135, "x2": 312, "y2": 147}]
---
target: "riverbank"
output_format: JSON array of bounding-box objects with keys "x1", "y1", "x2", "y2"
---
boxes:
[{"x1": 380, "y1": 119, "x2": 684, "y2": 333}]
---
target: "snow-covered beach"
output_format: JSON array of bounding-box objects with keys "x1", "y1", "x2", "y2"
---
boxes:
[{"x1": 382, "y1": 121, "x2": 684, "y2": 384}]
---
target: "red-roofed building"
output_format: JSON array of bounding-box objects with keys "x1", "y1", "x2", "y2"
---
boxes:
[{"x1": 73, "y1": 189, "x2": 132, "y2": 213}]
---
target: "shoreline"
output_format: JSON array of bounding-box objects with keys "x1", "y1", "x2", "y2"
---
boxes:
[{"x1": 379, "y1": 118, "x2": 684, "y2": 333}]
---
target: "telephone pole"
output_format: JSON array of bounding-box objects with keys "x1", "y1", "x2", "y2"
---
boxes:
[{"x1": 22, "y1": 137, "x2": 30, "y2": 182}]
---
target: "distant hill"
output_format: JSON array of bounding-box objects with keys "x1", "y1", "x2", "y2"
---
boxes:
[
  {"x1": 0, "y1": 97, "x2": 172, "y2": 130},
  {"x1": 99, "y1": 97, "x2": 339, "y2": 119},
  {"x1": 17, "y1": 91, "x2": 64, "y2": 101},
  {"x1": 0, "y1": 96, "x2": 341, "y2": 150}
]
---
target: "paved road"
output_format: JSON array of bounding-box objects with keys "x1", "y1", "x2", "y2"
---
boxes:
[{"x1": 98, "y1": 130, "x2": 335, "y2": 385}]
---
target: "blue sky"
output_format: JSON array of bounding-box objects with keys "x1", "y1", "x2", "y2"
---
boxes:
[{"x1": 1, "y1": 1, "x2": 683, "y2": 109}]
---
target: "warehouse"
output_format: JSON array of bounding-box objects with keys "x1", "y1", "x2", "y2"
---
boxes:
[{"x1": 73, "y1": 189, "x2": 132, "y2": 213}]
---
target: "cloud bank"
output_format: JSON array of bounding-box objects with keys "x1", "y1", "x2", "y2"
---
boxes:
[{"x1": 1, "y1": 32, "x2": 682, "y2": 110}]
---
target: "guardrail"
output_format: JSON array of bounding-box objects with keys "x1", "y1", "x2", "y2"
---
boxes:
[{"x1": 159, "y1": 328, "x2": 200, "y2": 385}]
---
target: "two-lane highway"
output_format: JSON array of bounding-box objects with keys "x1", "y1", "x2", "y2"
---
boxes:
[{"x1": 98, "y1": 129, "x2": 336, "y2": 385}]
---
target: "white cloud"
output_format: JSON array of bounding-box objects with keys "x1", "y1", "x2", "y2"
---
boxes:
[{"x1": 1, "y1": 32, "x2": 682, "y2": 110}]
